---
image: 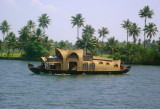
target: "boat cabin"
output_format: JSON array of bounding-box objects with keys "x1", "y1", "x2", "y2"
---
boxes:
[{"x1": 40, "y1": 48, "x2": 121, "y2": 71}]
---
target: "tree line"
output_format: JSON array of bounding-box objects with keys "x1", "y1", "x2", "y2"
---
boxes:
[{"x1": 0, "y1": 6, "x2": 160, "y2": 64}]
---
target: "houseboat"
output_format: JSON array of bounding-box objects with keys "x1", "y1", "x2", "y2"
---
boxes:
[{"x1": 28, "y1": 48, "x2": 131, "y2": 75}]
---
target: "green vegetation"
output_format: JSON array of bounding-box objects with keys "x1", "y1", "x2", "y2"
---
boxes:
[
  {"x1": 24, "y1": 41, "x2": 47, "y2": 58},
  {"x1": 0, "y1": 6, "x2": 160, "y2": 64},
  {"x1": 71, "y1": 13, "x2": 85, "y2": 38},
  {"x1": 98, "y1": 27, "x2": 109, "y2": 56},
  {"x1": 0, "y1": 20, "x2": 10, "y2": 42},
  {"x1": 139, "y1": 5, "x2": 154, "y2": 47}
]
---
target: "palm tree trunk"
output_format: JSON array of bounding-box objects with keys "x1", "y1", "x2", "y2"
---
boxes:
[
  {"x1": 29, "y1": 28, "x2": 32, "y2": 37},
  {"x1": 43, "y1": 27, "x2": 45, "y2": 34},
  {"x1": 133, "y1": 36, "x2": 136, "y2": 44},
  {"x1": 144, "y1": 17, "x2": 147, "y2": 47},
  {"x1": 3, "y1": 33, "x2": 5, "y2": 42},
  {"x1": 127, "y1": 29, "x2": 129, "y2": 62},
  {"x1": 7, "y1": 50, "x2": 10, "y2": 58},
  {"x1": 111, "y1": 48, "x2": 114, "y2": 55},
  {"x1": 0, "y1": 50, "x2": 2, "y2": 56},
  {"x1": 128, "y1": 52, "x2": 131, "y2": 63},
  {"x1": 21, "y1": 50, "x2": 23, "y2": 56},
  {"x1": 77, "y1": 26, "x2": 79, "y2": 38},
  {"x1": 85, "y1": 48, "x2": 87, "y2": 54},
  {"x1": 127, "y1": 29, "x2": 129, "y2": 46},
  {"x1": 101, "y1": 37, "x2": 104, "y2": 56},
  {"x1": 12, "y1": 49, "x2": 14, "y2": 57}
]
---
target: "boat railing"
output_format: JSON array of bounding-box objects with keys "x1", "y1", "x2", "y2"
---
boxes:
[
  {"x1": 47, "y1": 58, "x2": 62, "y2": 62},
  {"x1": 83, "y1": 55, "x2": 93, "y2": 61}
]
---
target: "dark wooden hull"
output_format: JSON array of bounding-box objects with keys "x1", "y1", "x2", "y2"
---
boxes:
[{"x1": 28, "y1": 63, "x2": 131, "y2": 75}]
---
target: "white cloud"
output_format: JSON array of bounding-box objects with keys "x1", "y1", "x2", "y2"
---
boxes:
[
  {"x1": 31, "y1": 0, "x2": 59, "y2": 13},
  {"x1": 3, "y1": 0, "x2": 20, "y2": 8}
]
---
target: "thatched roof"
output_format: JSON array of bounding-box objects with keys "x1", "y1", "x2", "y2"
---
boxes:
[
  {"x1": 93, "y1": 56, "x2": 113, "y2": 61},
  {"x1": 55, "y1": 48, "x2": 113, "y2": 61},
  {"x1": 41, "y1": 57, "x2": 47, "y2": 61},
  {"x1": 55, "y1": 48, "x2": 83, "y2": 61}
]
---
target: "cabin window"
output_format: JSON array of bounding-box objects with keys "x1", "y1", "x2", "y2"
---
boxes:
[
  {"x1": 83, "y1": 63, "x2": 88, "y2": 70},
  {"x1": 99, "y1": 62, "x2": 103, "y2": 64},
  {"x1": 50, "y1": 63, "x2": 61, "y2": 70},
  {"x1": 90, "y1": 63, "x2": 95, "y2": 71},
  {"x1": 106, "y1": 63, "x2": 110, "y2": 65},
  {"x1": 114, "y1": 64, "x2": 118, "y2": 68},
  {"x1": 50, "y1": 65, "x2": 56, "y2": 69}
]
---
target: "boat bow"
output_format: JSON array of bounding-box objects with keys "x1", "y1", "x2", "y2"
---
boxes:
[{"x1": 28, "y1": 63, "x2": 40, "y2": 74}]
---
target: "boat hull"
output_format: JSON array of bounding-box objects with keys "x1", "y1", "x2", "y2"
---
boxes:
[{"x1": 28, "y1": 63, "x2": 131, "y2": 75}]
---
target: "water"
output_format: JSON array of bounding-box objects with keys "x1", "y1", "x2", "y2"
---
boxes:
[{"x1": 0, "y1": 60, "x2": 160, "y2": 109}]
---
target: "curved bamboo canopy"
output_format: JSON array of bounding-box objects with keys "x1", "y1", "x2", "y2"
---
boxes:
[{"x1": 55, "y1": 48, "x2": 83, "y2": 61}]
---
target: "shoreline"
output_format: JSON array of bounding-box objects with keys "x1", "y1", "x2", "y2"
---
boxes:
[
  {"x1": 0, "y1": 57, "x2": 39, "y2": 61},
  {"x1": 0, "y1": 57, "x2": 160, "y2": 65}
]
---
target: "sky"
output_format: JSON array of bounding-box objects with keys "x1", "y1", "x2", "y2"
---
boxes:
[{"x1": 0, "y1": 0, "x2": 160, "y2": 43}]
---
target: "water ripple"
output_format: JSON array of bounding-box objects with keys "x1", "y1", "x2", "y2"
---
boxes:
[{"x1": 0, "y1": 60, "x2": 160, "y2": 109}]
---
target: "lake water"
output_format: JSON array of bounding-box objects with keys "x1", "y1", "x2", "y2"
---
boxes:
[{"x1": 0, "y1": 60, "x2": 160, "y2": 109}]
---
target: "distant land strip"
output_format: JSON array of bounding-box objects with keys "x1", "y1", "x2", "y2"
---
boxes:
[{"x1": 0, "y1": 57, "x2": 39, "y2": 61}]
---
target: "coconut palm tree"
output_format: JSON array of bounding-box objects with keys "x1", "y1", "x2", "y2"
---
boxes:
[
  {"x1": 76, "y1": 33, "x2": 98, "y2": 54},
  {"x1": 82, "y1": 25, "x2": 95, "y2": 37},
  {"x1": 129, "y1": 23, "x2": 141, "y2": 44},
  {"x1": 0, "y1": 20, "x2": 10, "y2": 42},
  {"x1": 18, "y1": 26, "x2": 30, "y2": 55},
  {"x1": 71, "y1": 13, "x2": 85, "y2": 38},
  {"x1": 121, "y1": 19, "x2": 132, "y2": 45},
  {"x1": 98, "y1": 27, "x2": 109, "y2": 45},
  {"x1": 27, "y1": 20, "x2": 36, "y2": 36},
  {"x1": 38, "y1": 13, "x2": 51, "y2": 33},
  {"x1": 139, "y1": 6, "x2": 154, "y2": 47},
  {"x1": 98, "y1": 27, "x2": 109, "y2": 56},
  {"x1": 78, "y1": 25, "x2": 97, "y2": 54},
  {"x1": 35, "y1": 28, "x2": 44, "y2": 41},
  {"x1": 42, "y1": 35, "x2": 52, "y2": 50},
  {"x1": 58, "y1": 40, "x2": 67, "y2": 49},
  {"x1": 19, "y1": 26, "x2": 30, "y2": 42},
  {"x1": 144, "y1": 22, "x2": 158, "y2": 40},
  {"x1": 105, "y1": 37, "x2": 119, "y2": 55},
  {"x1": 4, "y1": 32, "x2": 17, "y2": 57}
]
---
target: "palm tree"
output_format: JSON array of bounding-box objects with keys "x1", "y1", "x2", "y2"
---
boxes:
[
  {"x1": 129, "y1": 23, "x2": 141, "y2": 44},
  {"x1": 18, "y1": 26, "x2": 30, "y2": 55},
  {"x1": 27, "y1": 20, "x2": 36, "y2": 36},
  {"x1": 44, "y1": 38, "x2": 54, "y2": 52},
  {"x1": 58, "y1": 40, "x2": 67, "y2": 49},
  {"x1": 76, "y1": 33, "x2": 98, "y2": 54},
  {"x1": 78, "y1": 25, "x2": 97, "y2": 54},
  {"x1": 144, "y1": 22, "x2": 158, "y2": 40},
  {"x1": 0, "y1": 20, "x2": 10, "y2": 42},
  {"x1": 139, "y1": 6, "x2": 154, "y2": 47},
  {"x1": 38, "y1": 13, "x2": 51, "y2": 33},
  {"x1": 82, "y1": 25, "x2": 95, "y2": 37},
  {"x1": 35, "y1": 28, "x2": 44, "y2": 41},
  {"x1": 71, "y1": 13, "x2": 85, "y2": 38},
  {"x1": 105, "y1": 37, "x2": 119, "y2": 55},
  {"x1": 98, "y1": 27, "x2": 109, "y2": 56},
  {"x1": 121, "y1": 19, "x2": 132, "y2": 45},
  {"x1": 19, "y1": 26, "x2": 30, "y2": 42},
  {"x1": 4, "y1": 32, "x2": 17, "y2": 57},
  {"x1": 138, "y1": 38, "x2": 142, "y2": 45}
]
